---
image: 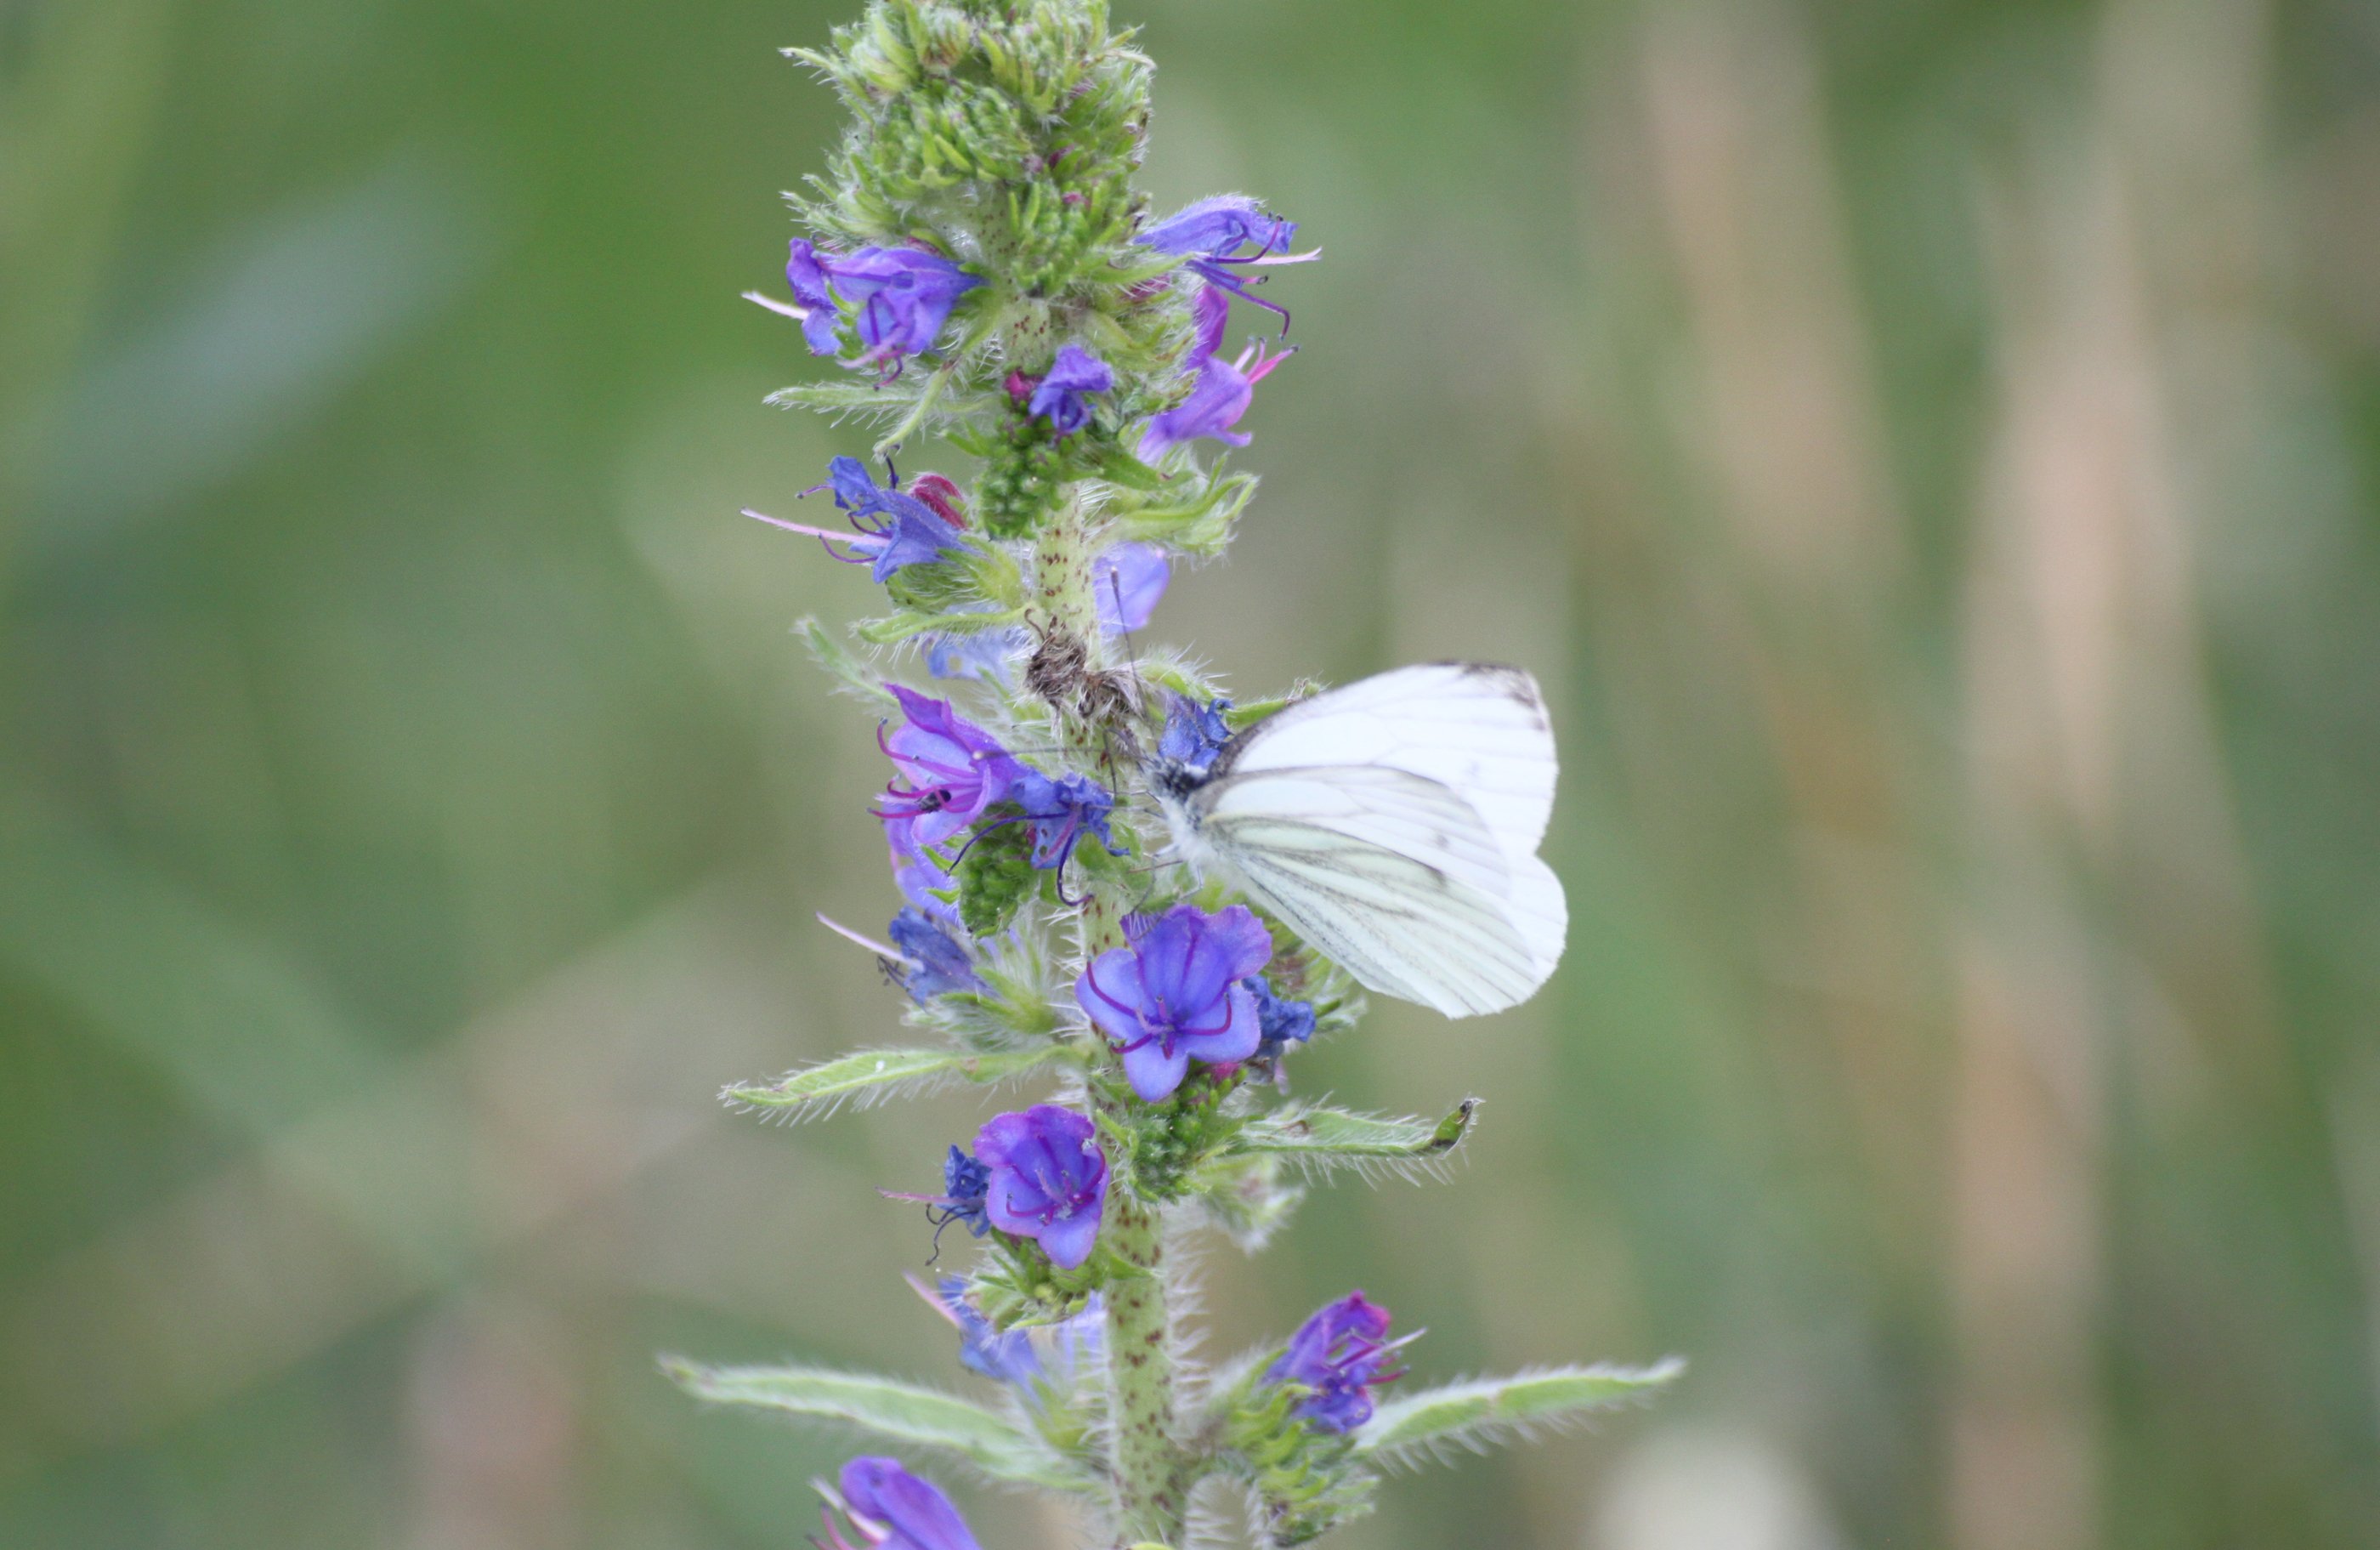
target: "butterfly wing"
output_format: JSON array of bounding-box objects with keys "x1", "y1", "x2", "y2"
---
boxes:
[
  {"x1": 1218, "y1": 662, "x2": 1557, "y2": 860},
  {"x1": 1196, "y1": 764, "x2": 1562, "y2": 1018}
]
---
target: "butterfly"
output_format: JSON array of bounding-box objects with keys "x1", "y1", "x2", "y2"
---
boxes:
[{"x1": 1148, "y1": 661, "x2": 1567, "y2": 1018}]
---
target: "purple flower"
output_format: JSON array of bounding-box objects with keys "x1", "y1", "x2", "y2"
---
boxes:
[
  {"x1": 924, "y1": 1277, "x2": 1105, "y2": 1391},
  {"x1": 876, "y1": 685, "x2": 1016, "y2": 848},
  {"x1": 885, "y1": 816, "x2": 958, "y2": 923},
  {"x1": 783, "y1": 240, "x2": 847, "y2": 356},
  {"x1": 826, "y1": 1457, "x2": 981, "y2": 1550},
  {"x1": 1027, "y1": 344, "x2": 1114, "y2": 437},
  {"x1": 1138, "y1": 287, "x2": 1290, "y2": 463},
  {"x1": 1265, "y1": 1292, "x2": 1406, "y2": 1434},
  {"x1": 788, "y1": 240, "x2": 983, "y2": 366},
  {"x1": 976, "y1": 1104, "x2": 1109, "y2": 1269},
  {"x1": 1091, "y1": 542, "x2": 1170, "y2": 634},
  {"x1": 931, "y1": 1275, "x2": 1042, "y2": 1386},
  {"x1": 921, "y1": 625, "x2": 1023, "y2": 684},
  {"x1": 887, "y1": 907, "x2": 983, "y2": 1000},
  {"x1": 1244, "y1": 975, "x2": 1317, "y2": 1057},
  {"x1": 1142, "y1": 196, "x2": 1300, "y2": 260},
  {"x1": 1075, "y1": 903, "x2": 1273, "y2": 1101},
  {"x1": 1159, "y1": 694, "x2": 1233, "y2": 773},
  {"x1": 1007, "y1": 768, "x2": 1122, "y2": 871},
  {"x1": 1140, "y1": 196, "x2": 1317, "y2": 336},
  {"x1": 745, "y1": 457, "x2": 972, "y2": 584},
  {"x1": 884, "y1": 1144, "x2": 992, "y2": 1250}
]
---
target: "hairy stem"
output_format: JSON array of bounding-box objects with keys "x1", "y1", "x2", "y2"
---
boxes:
[{"x1": 1036, "y1": 496, "x2": 1187, "y2": 1544}]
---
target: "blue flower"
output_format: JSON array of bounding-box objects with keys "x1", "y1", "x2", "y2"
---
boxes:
[
  {"x1": 1027, "y1": 344, "x2": 1114, "y2": 437},
  {"x1": 1007, "y1": 768, "x2": 1123, "y2": 871},
  {"x1": 826, "y1": 457, "x2": 972, "y2": 582},
  {"x1": 931, "y1": 1275, "x2": 1042, "y2": 1386},
  {"x1": 925, "y1": 1276, "x2": 1106, "y2": 1392},
  {"x1": 828, "y1": 1457, "x2": 982, "y2": 1550},
  {"x1": 1091, "y1": 542, "x2": 1170, "y2": 634},
  {"x1": 1142, "y1": 195, "x2": 1299, "y2": 260},
  {"x1": 884, "y1": 815, "x2": 958, "y2": 923},
  {"x1": 876, "y1": 685, "x2": 1016, "y2": 848},
  {"x1": 1159, "y1": 694, "x2": 1233, "y2": 773},
  {"x1": 977, "y1": 1104, "x2": 1109, "y2": 1269},
  {"x1": 788, "y1": 240, "x2": 983, "y2": 366},
  {"x1": 1265, "y1": 1292, "x2": 1405, "y2": 1434},
  {"x1": 887, "y1": 907, "x2": 983, "y2": 1000},
  {"x1": 748, "y1": 457, "x2": 974, "y2": 584},
  {"x1": 1075, "y1": 904, "x2": 1273, "y2": 1101},
  {"x1": 921, "y1": 622, "x2": 1024, "y2": 684},
  {"x1": 1138, "y1": 286, "x2": 1289, "y2": 462},
  {"x1": 1140, "y1": 195, "x2": 1317, "y2": 336},
  {"x1": 1244, "y1": 974, "x2": 1317, "y2": 1058}
]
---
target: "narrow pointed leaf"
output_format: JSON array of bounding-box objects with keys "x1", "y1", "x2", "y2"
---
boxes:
[
  {"x1": 1355, "y1": 1360, "x2": 1685, "y2": 1468},
  {"x1": 723, "y1": 1042, "x2": 1074, "y2": 1121},
  {"x1": 1227, "y1": 1099, "x2": 1478, "y2": 1178},
  {"x1": 663, "y1": 1360, "x2": 1083, "y2": 1488}
]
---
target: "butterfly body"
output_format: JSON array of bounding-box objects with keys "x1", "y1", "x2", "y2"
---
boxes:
[{"x1": 1148, "y1": 662, "x2": 1567, "y2": 1019}]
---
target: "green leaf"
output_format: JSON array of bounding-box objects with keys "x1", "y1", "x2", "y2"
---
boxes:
[
  {"x1": 1355, "y1": 1361, "x2": 1685, "y2": 1469},
  {"x1": 794, "y1": 616, "x2": 892, "y2": 707},
  {"x1": 1227, "y1": 1099, "x2": 1479, "y2": 1180},
  {"x1": 662, "y1": 1360, "x2": 1085, "y2": 1489},
  {"x1": 722, "y1": 1042, "x2": 1076, "y2": 1121}
]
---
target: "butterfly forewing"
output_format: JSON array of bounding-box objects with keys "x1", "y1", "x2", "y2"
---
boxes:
[{"x1": 1221, "y1": 662, "x2": 1557, "y2": 860}]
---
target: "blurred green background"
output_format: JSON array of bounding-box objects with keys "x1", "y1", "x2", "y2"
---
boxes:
[{"x1": 6, "y1": 0, "x2": 2380, "y2": 1545}]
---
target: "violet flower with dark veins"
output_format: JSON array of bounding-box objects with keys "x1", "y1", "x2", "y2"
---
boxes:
[
  {"x1": 1075, "y1": 903, "x2": 1272, "y2": 1101},
  {"x1": 1141, "y1": 195, "x2": 1318, "y2": 336},
  {"x1": 1137, "y1": 286, "x2": 1291, "y2": 462},
  {"x1": 1007, "y1": 768, "x2": 1124, "y2": 871},
  {"x1": 787, "y1": 240, "x2": 983, "y2": 367},
  {"x1": 1264, "y1": 1292, "x2": 1408, "y2": 1434},
  {"x1": 876, "y1": 685, "x2": 1016, "y2": 847},
  {"x1": 744, "y1": 457, "x2": 971, "y2": 584},
  {"x1": 976, "y1": 1104, "x2": 1109, "y2": 1269},
  {"x1": 1027, "y1": 344, "x2": 1114, "y2": 437}
]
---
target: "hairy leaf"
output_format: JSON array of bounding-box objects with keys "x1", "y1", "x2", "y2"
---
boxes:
[
  {"x1": 663, "y1": 1360, "x2": 1083, "y2": 1488},
  {"x1": 1355, "y1": 1361, "x2": 1685, "y2": 1468},
  {"x1": 1227, "y1": 1099, "x2": 1479, "y2": 1179},
  {"x1": 723, "y1": 1042, "x2": 1074, "y2": 1121}
]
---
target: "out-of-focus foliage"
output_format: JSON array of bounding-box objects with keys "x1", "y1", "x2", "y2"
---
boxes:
[{"x1": 3, "y1": 0, "x2": 2378, "y2": 1547}]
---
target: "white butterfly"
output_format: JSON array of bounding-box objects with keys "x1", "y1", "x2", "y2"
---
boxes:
[{"x1": 1149, "y1": 661, "x2": 1567, "y2": 1019}]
